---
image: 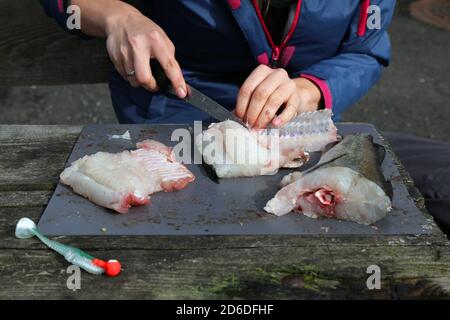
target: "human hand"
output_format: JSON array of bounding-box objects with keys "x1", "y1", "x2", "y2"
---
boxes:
[
  {"x1": 104, "y1": 5, "x2": 187, "y2": 97},
  {"x1": 235, "y1": 65, "x2": 322, "y2": 128}
]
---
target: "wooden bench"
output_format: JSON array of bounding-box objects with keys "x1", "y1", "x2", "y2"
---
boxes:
[{"x1": 1, "y1": 0, "x2": 450, "y2": 299}]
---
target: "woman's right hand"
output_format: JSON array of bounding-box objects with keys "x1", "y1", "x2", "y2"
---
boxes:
[{"x1": 103, "y1": 3, "x2": 187, "y2": 97}]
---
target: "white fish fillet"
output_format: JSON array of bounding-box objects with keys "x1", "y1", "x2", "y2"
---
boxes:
[
  {"x1": 196, "y1": 110, "x2": 337, "y2": 178},
  {"x1": 60, "y1": 140, "x2": 195, "y2": 213},
  {"x1": 195, "y1": 120, "x2": 307, "y2": 178}
]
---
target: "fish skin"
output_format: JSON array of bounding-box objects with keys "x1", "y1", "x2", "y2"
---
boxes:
[
  {"x1": 60, "y1": 139, "x2": 195, "y2": 213},
  {"x1": 265, "y1": 134, "x2": 392, "y2": 225},
  {"x1": 305, "y1": 133, "x2": 389, "y2": 192}
]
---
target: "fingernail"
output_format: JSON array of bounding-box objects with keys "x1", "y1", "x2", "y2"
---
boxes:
[
  {"x1": 272, "y1": 117, "x2": 282, "y2": 126},
  {"x1": 176, "y1": 87, "x2": 187, "y2": 98}
]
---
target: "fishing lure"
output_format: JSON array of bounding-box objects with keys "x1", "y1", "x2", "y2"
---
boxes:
[{"x1": 15, "y1": 217, "x2": 121, "y2": 277}]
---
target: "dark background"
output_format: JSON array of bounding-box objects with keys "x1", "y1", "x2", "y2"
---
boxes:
[{"x1": 0, "y1": 0, "x2": 449, "y2": 141}]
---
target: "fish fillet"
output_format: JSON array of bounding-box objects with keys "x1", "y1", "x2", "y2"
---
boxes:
[
  {"x1": 265, "y1": 134, "x2": 392, "y2": 225},
  {"x1": 196, "y1": 110, "x2": 337, "y2": 178},
  {"x1": 60, "y1": 140, "x2": 195, "y2": 213}
]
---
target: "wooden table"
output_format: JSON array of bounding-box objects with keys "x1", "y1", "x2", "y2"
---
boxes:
[{"x1": 1, "y1": 125, "x2": 449, "y2": 299}]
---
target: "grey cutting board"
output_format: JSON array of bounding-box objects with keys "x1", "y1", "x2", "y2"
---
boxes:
[{"x1": 37, "y1": 123, "x2": 430, "y2": 236}]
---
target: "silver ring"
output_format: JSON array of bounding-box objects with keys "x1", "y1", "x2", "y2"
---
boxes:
[{"x1": 126, "y1": 70, "x2": 136, "y2": 77}]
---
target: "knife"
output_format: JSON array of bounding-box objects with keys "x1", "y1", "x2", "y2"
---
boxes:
[
  {"x1": 150, "y1": 60, "x2": 247, "y2": 127},
  {"x1": 150, "y1": 60, "x2": 222, "y2": 183}
]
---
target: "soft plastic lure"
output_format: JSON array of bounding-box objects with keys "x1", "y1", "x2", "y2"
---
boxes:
[{"x1": 15, "y1": 217, "x2": 121, "y2": 277}]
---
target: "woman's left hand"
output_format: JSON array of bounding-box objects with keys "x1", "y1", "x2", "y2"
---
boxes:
[{"x1": 235, "y1": 64, "x2": 322, "y2": 129}]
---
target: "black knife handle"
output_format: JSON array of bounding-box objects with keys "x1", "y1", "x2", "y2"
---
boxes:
[{"x1": 150, "y1": 59, "x2": 170, "y2": 91}]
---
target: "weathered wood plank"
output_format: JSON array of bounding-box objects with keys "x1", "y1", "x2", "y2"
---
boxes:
[
  {"x1": 1, "y1": 243, "x2": 449, "y2": 299},
  {"x1": 0, "y1": 0, "x2": 111, "y2": 85},
  {"x1": 0, "y1": 125, "x2": 81, "y2": 141},
  {"x1": 0, "y1": 125, "x2": 80, "y2": 190},
  {"x1": 0, "y1": 191, "x2": 51, "y2": 207}
]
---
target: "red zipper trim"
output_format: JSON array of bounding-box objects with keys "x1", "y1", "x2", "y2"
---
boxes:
[
  {"x1": 357, "y1": 0, "x2": 370, "y2": 36},
  {"x1": 252, "y1": 0, "x2": 302, "y2": 65},
  {"x1": 57, "y1": 0, "x2": 64, "y2": 13}
]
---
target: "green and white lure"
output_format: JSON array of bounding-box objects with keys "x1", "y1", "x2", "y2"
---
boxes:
[{"x1": 15, "y1": 217, "x2": 121, "y2": 277}]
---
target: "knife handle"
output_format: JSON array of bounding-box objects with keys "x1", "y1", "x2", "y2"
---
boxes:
[{"x1": 150, "y1": 59, "x2": 170, "y2": 91}]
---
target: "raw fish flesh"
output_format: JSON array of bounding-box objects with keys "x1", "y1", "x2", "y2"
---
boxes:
[
  {"x1": 60, "y1": 140, "x2": 195, "y2": 213},
  {"x1": 195, "y1": 110, "x2": 337, "y2": 178},
  {"x1": 259, "y1": 109, "x2": 338, "y2": 152},
  {"x1": 265, "y1": 134, "x2": 392, "y2": 225},
  {"x1": 196, "y1": 119, "x2": 307, "y2": 177}
]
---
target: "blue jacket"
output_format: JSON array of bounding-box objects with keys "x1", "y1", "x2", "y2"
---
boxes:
[{"x1": 41, "y1": 0, "x2": 395, "y2": 123}]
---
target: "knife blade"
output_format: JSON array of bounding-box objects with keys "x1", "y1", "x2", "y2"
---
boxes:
[{"x1": 150, "y1": 60, "x2": 247, "y2": 127}]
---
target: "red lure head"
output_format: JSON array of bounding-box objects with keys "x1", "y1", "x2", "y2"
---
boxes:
[{"x1": 93, "y1": 258, "x2": 122, "y2": 277}]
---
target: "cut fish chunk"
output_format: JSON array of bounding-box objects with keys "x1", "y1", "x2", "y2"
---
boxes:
[
  {"x1": 195, "y1": 110, "x2": 338, "y2": 178},
  {"x1": 196, "y1": 120, "x2": 308, "y2": 178},
  {"x1": 265, "y1": 134, "x2": 392, "y2": 225},
  {"x1": 60, "y1": 140, "x2": 195, "y2": 213}
]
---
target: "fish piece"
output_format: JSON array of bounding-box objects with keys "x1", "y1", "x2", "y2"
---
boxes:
[
  {"x1": 60, "y1": 140, "x2": 195, "y2": 213},
  {"x1": 195, "y1": 120, "x2": 307, "y2": 178},
  {"x1": 261, "y1": 109, "x2": 338, "y2": 152},
  {"x1": 196, "y1": 110, "x2": 337, "y2": 178},
  {"x1": 264, "y1": 134, "x2": 392, "y2": 225},
  {"x1": 109, "y1": 130, "x2": 131, "y2": 140}
]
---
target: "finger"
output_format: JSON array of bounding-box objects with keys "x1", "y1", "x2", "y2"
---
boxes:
[
  {"x1": 166, "y1": 38, "x2": 176, "y2": 55},
  {"x1": 235, "y1": 65, "x2": 273, "y2": 120},
  {"x1": 121, "y1": 46, "x2": 139, "y2": 87},
  {"x1": 272, "y1": 94, "x2": 300, "y2": 127},
  {"x1": 245, "y1": 68, "x2": 289, "y2": 127},
  {"x1": 150, "y1": 32, "x2": 187, "y2": 98},
  {"x1": 109, "y1": 51, "x2": 127, "y2": 81},
  {"x1": 132, "y1": 47, "x2": 157, "y2": 91},
  {"x1": 112, "y1": 58, "x2": 126, "y2": 81},
  {"x1": 254, "y1": 81, "x2": 296, "y2": 129},
  {"x1": 106, "y1": 37, "x2": 127, "y2": 80}
]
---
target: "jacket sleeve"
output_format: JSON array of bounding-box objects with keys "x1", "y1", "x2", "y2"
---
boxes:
[
  {"x1": 40, "y1": 0, "x2": 90, "y2": 38},
  {"x1": 294, "y1": 0, "x2": 396, "y2": 117}
]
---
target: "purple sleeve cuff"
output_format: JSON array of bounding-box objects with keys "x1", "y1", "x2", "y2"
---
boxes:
[{"x1": 300, "y1": 73, "x2": 333, "y2": 110}]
